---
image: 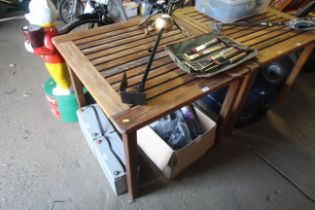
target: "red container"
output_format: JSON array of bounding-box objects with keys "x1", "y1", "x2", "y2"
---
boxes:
[{"x1": 21, "y1": 25, "x2": 44, "y2": 47}]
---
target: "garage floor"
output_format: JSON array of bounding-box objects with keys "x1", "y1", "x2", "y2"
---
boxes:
[{"x1": 0, "y1": 19, "x2": 314, "y2": 210}]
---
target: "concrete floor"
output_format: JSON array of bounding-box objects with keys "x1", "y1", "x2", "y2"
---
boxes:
[{"x1": 0, "y1": 19, "x2": 315, "y2": 210}]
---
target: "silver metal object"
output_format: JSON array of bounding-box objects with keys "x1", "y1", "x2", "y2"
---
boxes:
[{"x1": 209, "y1": 18, "x2": 315, "y2": 32}]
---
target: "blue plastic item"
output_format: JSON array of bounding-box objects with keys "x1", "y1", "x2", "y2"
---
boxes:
[{"x1": 195, "y1": 0, "x2": 270, "y2": 23}]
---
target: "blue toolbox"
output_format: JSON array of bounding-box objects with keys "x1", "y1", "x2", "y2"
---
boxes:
[{"x1": 77, "y1": 104, "x2": 127, "y2": 195}]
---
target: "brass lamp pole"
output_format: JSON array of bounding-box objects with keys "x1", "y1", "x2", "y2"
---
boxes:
[{"x1": 119, "y1": 14, "x2": 174, "y2": 105}]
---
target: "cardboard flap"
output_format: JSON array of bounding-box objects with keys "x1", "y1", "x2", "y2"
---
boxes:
[
  {"x1": 172, "y1": 133, "x2": 212, "y2": 177},
  {"x1": 194, "y1": 107, "x2": 217, "y2": 136},
  {"x1": 170, "y1": 107, "x2": 216, "y2": 178},
  {"x1": 168, "y1": 153, "x2": 178, "y2": 168},
  {"x1": 137, "y1": 126, "x2": 174, "y2": 170}
]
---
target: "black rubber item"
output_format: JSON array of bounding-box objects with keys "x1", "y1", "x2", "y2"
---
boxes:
[
  {"x1": 58, "y1": 14, "x2": 113, "y2": 34},
  {"x1": 295, "y1": 0, "x2": 315, "y2": 17},
  {"x1": 74, "y1": 13, "x2": 113, "y2": 23},
  {"x1": 260, "y1": 56, "x2": 294, "y2": 88},
  {"x1": 59, "y1": 17, "x2": 99, "y2": 34},
  {"x1": 302, "y1": 50, "x2": 315, "y2": 72},
  {"x1": 58, "y1": 0, "x2": 84, "y2": 24}
]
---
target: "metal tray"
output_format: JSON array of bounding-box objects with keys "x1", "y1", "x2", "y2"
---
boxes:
[{"x1": 165, "y1": 32, "x2": 257, "y2": 77}]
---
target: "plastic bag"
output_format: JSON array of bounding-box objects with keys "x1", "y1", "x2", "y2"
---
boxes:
[{"x1": 150, "y1": 110, "x2": 192, "y2": 150}]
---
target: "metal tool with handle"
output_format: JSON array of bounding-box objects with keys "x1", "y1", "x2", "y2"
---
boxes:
[
  {"x1": 209, "y1": 0, "x2": 315, "y2": 32},
  {"x1": 209, "y1": 17, "x2": 315, "y2": 32},
  {"x1": 185, "y1": 47, "x2": 245, "y2": 72},
  {"x1": 184, "y1": 43, "x2": 226, "y2": 61}
]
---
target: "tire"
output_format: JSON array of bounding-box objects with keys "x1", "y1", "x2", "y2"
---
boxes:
[
  {"x1": 59, "y1": 0, "x2": 84, "y2": 24},
  {"x1": 58, "y1": 14, "x2": 114, "y2": 34},
  {"x1": 260, "y1": 56, "x2": 294, "y2": 88},
  {"x1": 302, "y1": 50, "x2": 315, "y2": 72}
]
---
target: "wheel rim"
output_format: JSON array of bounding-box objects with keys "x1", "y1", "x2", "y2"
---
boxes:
[
  {"x1": 263, "y1": 64, "x2": 285, "y2": 84},
  {"x1": 61, "y1": 0, "x2": 83, "y2": 23}
]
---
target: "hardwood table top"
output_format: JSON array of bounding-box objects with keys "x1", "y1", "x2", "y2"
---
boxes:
[
  {"x1": 53, "y1": 17, "x2": 256, "y2": 134},
  {"x1": 173, "y1": 7, "x2": 315, "y2": 67}
]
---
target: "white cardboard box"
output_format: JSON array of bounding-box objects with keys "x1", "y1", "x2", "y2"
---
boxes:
[
  {"x1": 123, "y1": 1, "x2": 138, "y2": 18},
  {"x1": 137, "y1": 107, "x2": 216, "y2": 179}
]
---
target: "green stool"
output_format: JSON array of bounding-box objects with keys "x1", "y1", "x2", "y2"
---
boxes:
[{"x1": 43, "y1": 78, "x2": 90, "y2": 122}]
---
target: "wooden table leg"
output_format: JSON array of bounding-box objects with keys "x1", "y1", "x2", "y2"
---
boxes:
[
  {"x1": 216, "y1": 79, "x2": 241, "y2": 141},
  {"x1": 122, "y1": 132, "x2": 139, "y2": 201},
  {"x1": 67, "y1": 64, "x2": 87, "y2": 108},
  {"x1": 225, "y1": 69, "x2": 258, "y2": 135},
  {"x1": 278, "y1": 43, "x2": 315, "y2": 102}
]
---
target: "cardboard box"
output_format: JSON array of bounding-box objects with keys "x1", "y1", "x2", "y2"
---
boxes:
[
  {"x1": 137, "y1": 107, "x2": 216, "y2": 179},
  {"x1": 123, "y1": 1, "x2": 138, "y2": 18}
]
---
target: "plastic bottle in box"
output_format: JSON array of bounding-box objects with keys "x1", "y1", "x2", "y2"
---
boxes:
[
  {"x1": 180, "y1": 106, "x2": 203, "y2": 139},
  {"x1": 195, "y1": 0, "x2": 271, "y2": 23}
]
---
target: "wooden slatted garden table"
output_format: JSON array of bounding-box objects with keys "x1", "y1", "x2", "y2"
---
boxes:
[
  {"x1": 53, "y1": 17, "x2": 258, "y2": 200},
  {"x1": 174, "y1": 6, "x2": 315, "y2": 132}
]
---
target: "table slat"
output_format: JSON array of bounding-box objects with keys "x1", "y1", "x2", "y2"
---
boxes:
[
  {"x1": 53, "y1": 42, "x2": 129, "y2": 117},
  {"x1": 54, "y1": 18, "x2": 140, "y2": 44},
  {"x1": 87, "y1": 29, "x2": 182, "y2": 61},
  {"x1": 110, "y1": 62, "x2": 177, "y2": 88},
  {"x1": 76, "y1": 25, "x2": 140, "y2": 47},
  {"x1": 95, "y1": 37, "x2": 188, "y2": 71},
  {"x1": 106, "y1": 57, "x2": 173, "y2": 83}
]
